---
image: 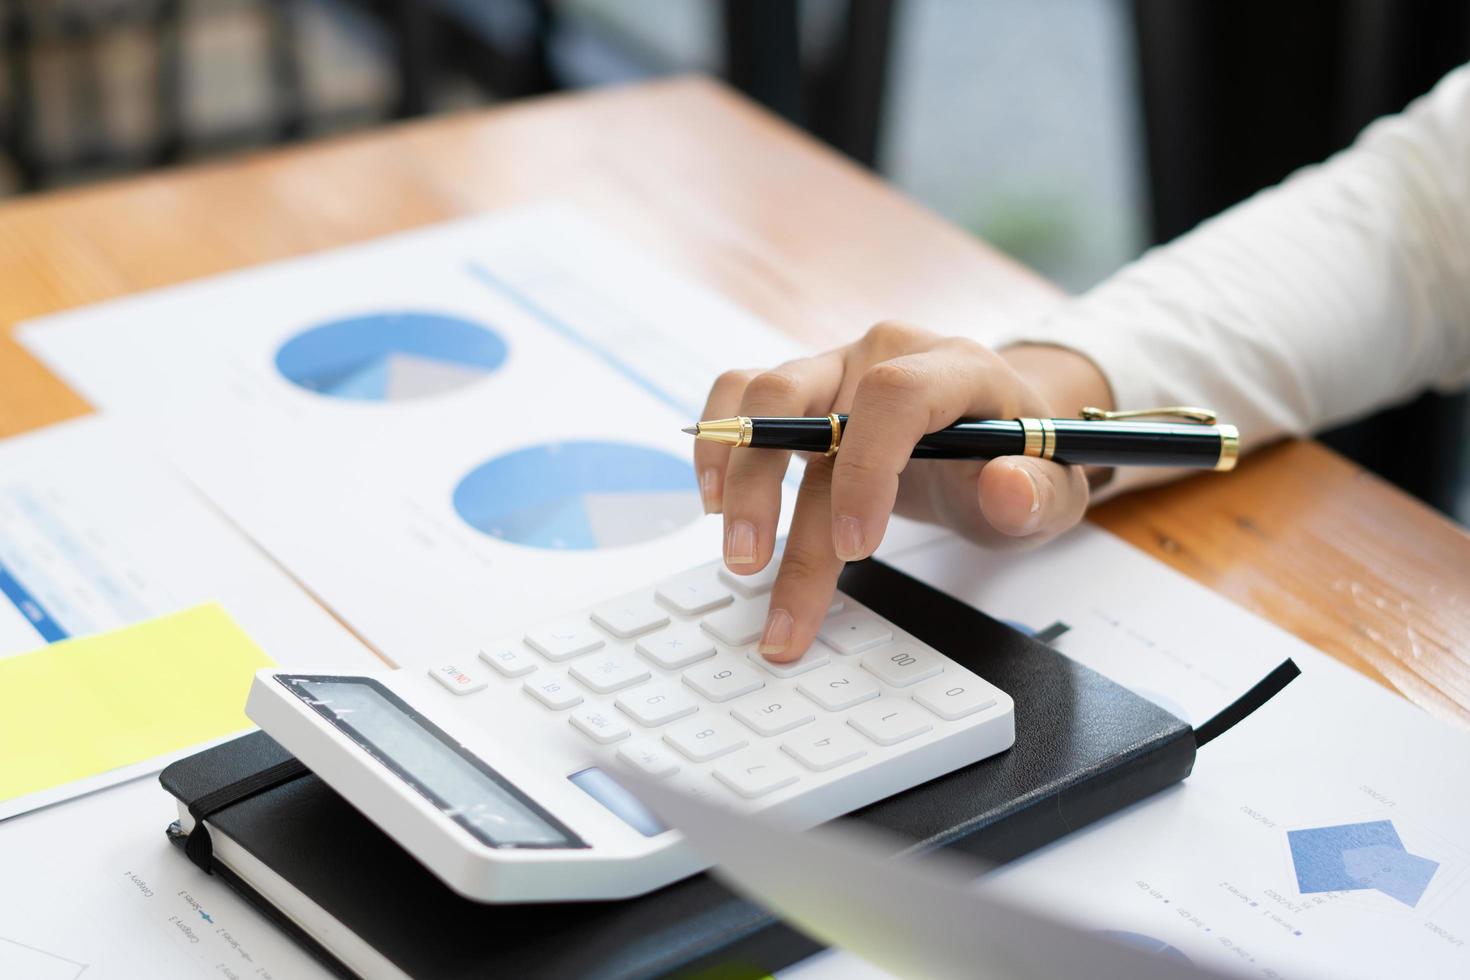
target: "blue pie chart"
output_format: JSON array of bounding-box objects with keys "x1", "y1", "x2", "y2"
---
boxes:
[
  {"x1": 275, "y1": 312, "x2": 507, "y2": 401},
  {"x1": 453, "y1": 441, "x2": 703, "y2": 550}
]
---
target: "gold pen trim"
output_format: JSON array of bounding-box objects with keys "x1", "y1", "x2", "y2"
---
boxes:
[
  {"x1": 1039, "y1": 417, "x2": 1057, "y2": 460},
  {"x1": 825, "y1": 413, "x2": 842, "y2": 456},
  {"x1": 1080, "y1": 405, "x2": 1219, "y2": 425},
  {"x1": 688, "y1": 416, "x2": 753, "y2": 448},
  {"x1": 1215, "y1": 424, "x2": 1240, "y2": 471},
  {"x1": 1019, "y1": 418, "x2": 1044, "y2": 458}
]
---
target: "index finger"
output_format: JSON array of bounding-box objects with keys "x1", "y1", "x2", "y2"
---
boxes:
[{"x1": 830, "y1": 341, "x2": 1013, "y2": 560}]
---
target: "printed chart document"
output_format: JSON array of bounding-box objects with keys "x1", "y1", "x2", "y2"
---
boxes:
[
  {"x1": 768, "y1": 531, "x2": 1470, "y2": 980},
  {"x1": 956, "y1": 655, "x2": 1470, "y2": 980},
  {"x1": 0, "y1": 416, "x2": 377, "y2": 817},
  {"x1": 0, "y1": 778, "x2": 334, "y2": 980},
  {"x1": 18, "y1": 205, "x2": 847, "y2": 669}
]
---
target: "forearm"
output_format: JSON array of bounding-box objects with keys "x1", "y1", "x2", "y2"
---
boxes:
[{"x1": 1016, "y1": 65, "x2": 1470, "y2": 495}]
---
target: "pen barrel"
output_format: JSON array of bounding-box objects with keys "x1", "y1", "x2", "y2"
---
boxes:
[
  {"x1": 743, "y1": 417, "x2": 1235, "y2": 470},
  {"x1": 1044, "y1": 420, "x2": 1230, "y2": 468},
  {"x1": 747, "y1": 417, "x2": 842, "y2": 452},
  {"x1": 908, "y1": 420, "x2": 1026, "y2": 459}
]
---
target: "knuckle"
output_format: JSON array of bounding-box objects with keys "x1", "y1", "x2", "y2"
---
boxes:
[
  {"x1": 721, "y1": 463, "x2": 764, "y2": 495},
  {"x1": 832, "y1": 451, "x2": 887, "y2": 483},
  {"x1": 714, "y1": 368, "x2": 757, "y2": 394},
  {"x1": 744, "y1": 368, "x2": 803, "y2": 405},
  {"x1": 798, "y1": 457, "x2": 835, "y2": 494},
  {"x1": 858, "y1": 359, "x2": 926, "y2": 401},
  {"x1": 775, "y1": 549, "x2": 827, "y2": 586},
  {"x1": 862, "y1": 320, "x2": 932, "y2": 356},
  {"x1": 938, "y1": 334, "x2": 992, "y2": 361}
]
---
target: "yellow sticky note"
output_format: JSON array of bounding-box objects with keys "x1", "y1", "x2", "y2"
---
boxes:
[{"x1": 0, "y1": 603, "x2": 274, "y2": 802}]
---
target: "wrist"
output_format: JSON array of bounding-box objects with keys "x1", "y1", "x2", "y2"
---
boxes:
[{"x1": 1000, "y1": 343, "x2": 1115, "y2": 419}]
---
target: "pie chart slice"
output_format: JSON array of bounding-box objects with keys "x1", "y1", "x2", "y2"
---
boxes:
[
  {"x1": 453, "y1": 441, "x2": 702, "y2": 550},
  {"x1": 275, "y1": 312, "x2": 507, "y2": 401}
]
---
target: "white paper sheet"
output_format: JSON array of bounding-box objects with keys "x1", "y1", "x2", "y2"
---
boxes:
[
  {"x1": 0, "y1": 416, "x2": 379, "y2": 819},
  {"x1": 956, "y1": 654, "x2": 1470, "y2": 980},
  {"x1": 776, "y1": 534, "x2": 1470, "y2": 980},
  {"x1": 19, "y1": 205, "x2": 923, "y2": 669},
  {"x1": 0, "y1": 778, "x2": 333, "y2": 980}
]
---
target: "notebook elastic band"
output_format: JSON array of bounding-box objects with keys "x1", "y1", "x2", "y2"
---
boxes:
[
  {"x1": 1193, "y1": 658, "x2": 1301, "y2": 748},
  {"x1": 184, "y1": 757, "x2": 310, "y2": 872}
]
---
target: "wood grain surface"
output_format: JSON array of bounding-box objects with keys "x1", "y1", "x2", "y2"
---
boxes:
[{"x1": 2, "y1": 76, "x2": 1466, "y2": 724}]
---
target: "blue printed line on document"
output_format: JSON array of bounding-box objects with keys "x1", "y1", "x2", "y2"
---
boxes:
[
  {"x1": 0, "y1": 560, "x2": 68, "y2": 643},
  {"x1": 465, "y1": 261, "x2": 698, "y2": 419}
]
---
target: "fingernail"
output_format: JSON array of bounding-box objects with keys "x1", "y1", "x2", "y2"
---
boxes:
[
  {"x1": 758, "y1": 608, "x2": 793, "y2": 657},
  {"x1": 700, "y1": 468, "x2": 721, "y2": 514},
  {"x1": 833, "y1": 515, "x2": 865, "y2": 561},
  {"x1": 725, "y1": 520, "x2": 756, "y2": 564},
  {"x1": 1018, "y1": 465, "x2": 1043, "y2": 532}
]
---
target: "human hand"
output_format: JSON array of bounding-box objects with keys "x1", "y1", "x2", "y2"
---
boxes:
[{"x1": 695, "y1": 322, "x2": 1109, "y2": 661}]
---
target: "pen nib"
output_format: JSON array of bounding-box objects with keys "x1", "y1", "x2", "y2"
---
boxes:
[{"x1": 681, "y1": 425, "x2": 699, "y2": 436}]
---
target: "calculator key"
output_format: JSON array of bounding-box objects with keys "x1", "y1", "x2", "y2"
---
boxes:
[
  {"x1": 570, "y1": 705, "x2": 632, "y2": 745},
  {"x1": 429, "y1": 664, "x2": 490, "y2": 693},
  {"x1": 635, "y1": 626, "x2": 717, "y2": 670},
  {"x1": 796, "y1": 667, "x2": 880, "y2": 711},
  {"x1": 911, "y1": 672, "x2": 997, "y2": 720},
  {"x1": 713, "y1": 751, "x2": 801, "y2": 799},
  {"x1": 590, "y1": 598, "x2": 670, "y2": 639},
  {"x1": 747, "y1": 644, "x2": 830, "y2": 678},
  {"x1": 718, "y1": 553, "x2": 782, "y2": 597},
  {"x1": 655, "y1": 570, "x2": 734, "y2": 615},
  {"x1": 616, "y1": 741, "x2": 680, "y2": 778},
  {"x1": 427, "y1": 662, "x2": 488, "y2": 695},
  {"x1": 781, "y1": 723, "x2": 868, "y2": 772},
  {"x1": 663, "y1": 716, "x2": 749, "y2": 762},
  {"x1": 847, "y1": 698, "x2": 933, "y2": 746},
  {"x1": 615, "y1": 681, "x2": 699, "y2": 726},
  {"x1": 816, "y1": 611, "x2": 893, "y2": 655},
  {"x1": 860, "y1": 643, "x2": 943, "y2": 688},
  {"x1": 478, "y1": 642, "x2": 538, "y2": 678},
  {"x1": 525, "y1": 622, "x2": 605, "y2": 662},
  {"x1": 523, "y1": 673, "x2": 584, "y2": 710},
  {"x1": 683, "y1": 659, "x2": 764, "y2": 703},
  {"x1": 701, "y1": 597, "x2": 768, "y2": 646},
  {"x1": 732, "y1": 692, "x2": 816, "y2": 737},
  {"x1": 569, "y1": 654, "x2": 652, "y2": 694}
]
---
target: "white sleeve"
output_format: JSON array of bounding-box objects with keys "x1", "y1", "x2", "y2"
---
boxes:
[{"x1": 1017, "y1": 64, "x2": 1470, "y2": 496}]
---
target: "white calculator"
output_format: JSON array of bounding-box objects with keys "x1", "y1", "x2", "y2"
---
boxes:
[{"x1": 246, "y1": 557, "x2": 1015, "y2": 903}]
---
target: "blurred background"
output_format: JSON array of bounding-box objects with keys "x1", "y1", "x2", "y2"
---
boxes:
[{"x1": 2, "y1": 0, "x2": 1467, "y2": 519}]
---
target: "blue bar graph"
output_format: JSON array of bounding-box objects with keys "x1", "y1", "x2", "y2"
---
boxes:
[{"x1": 0, "y1": 559, "x2": 68, "y2": 643}]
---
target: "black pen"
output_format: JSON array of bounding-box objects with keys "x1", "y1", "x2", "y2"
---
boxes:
[{"x1": 683, "y1": 407, "x2": 1239, "y2": 471}]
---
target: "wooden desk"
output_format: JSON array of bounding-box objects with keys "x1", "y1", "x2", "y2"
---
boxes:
[{"x1": 2, "y1": 77, "x2": 1467, "y2": 725}]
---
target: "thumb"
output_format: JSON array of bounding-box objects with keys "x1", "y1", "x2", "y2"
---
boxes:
[{"x1": 977, "y1": 457, "x2": 1089, "y2": 545}]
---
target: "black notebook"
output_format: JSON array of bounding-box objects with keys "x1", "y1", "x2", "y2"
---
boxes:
[{"x1": 160, "y1": 558, "x2": 1272, "y2": 980}]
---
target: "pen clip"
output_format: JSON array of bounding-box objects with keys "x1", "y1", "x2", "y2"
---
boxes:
[{"x1": 1079, "y1": 405, "x2": 1218, "y2": 425}]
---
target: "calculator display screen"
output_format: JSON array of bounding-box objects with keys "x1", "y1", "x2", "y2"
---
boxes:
[{"x1": 280, "y1": 675, "x2": 583, "y2": 850}]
